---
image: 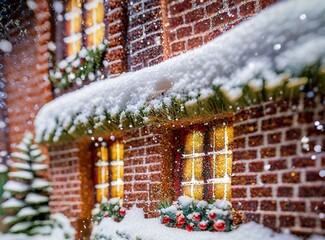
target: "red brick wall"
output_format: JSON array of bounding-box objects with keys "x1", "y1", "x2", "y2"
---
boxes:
[
  {"x1": 126, "y1": 0, "x2": 164, "y2": 71},
  {"x1": 232, "y1": 93, "x2": 325, "y2": 235},
  {"x1": 123, "y1": 126, "x2": 175, "y2": 217},
  {"x1": 106, "y1": 0, "x2": 128, "y2": 76},
  {"x1": 165, "y1": 0, "x2": 277, "y2": 57},
  {"x1": 2, "y1": 1, "x2": 52, "y2": 149},
  {"x1": 49, "y1": 140, "x2": 93, "y2": 238}
]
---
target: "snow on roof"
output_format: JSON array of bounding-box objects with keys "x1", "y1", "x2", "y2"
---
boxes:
[
  {"x1": 35, "y1": 0, "x2": 325, "y2": 143},
  {"x1": 3, "y1": 180, "x2": 29, "y2": 193},
  {"x1": 92, "y1": 206, "x2": 321, "y2": 240}
]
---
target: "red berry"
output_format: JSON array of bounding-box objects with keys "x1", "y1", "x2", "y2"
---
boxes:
[
  {"x1": 208, "y1": 212, "x2": 217, "y2": 220},
  {"x1": 198, "y1": 221, "x2": 208, "y2": 230},
  {"x1": 162, "y1": 216, "x2": 171, "y2": 224},
  {"x1": 119, "y1": 208, "x2": 126, "y2": 217},
  {"x1": 186, "y1": 224, "x2": 194, "y2": 232},
  {"x1": 192, "y1": 212, "x2": 201, "y2": 221},
  {"x1": 213, "y1": 219, "x2": 226, "y2": 231}
]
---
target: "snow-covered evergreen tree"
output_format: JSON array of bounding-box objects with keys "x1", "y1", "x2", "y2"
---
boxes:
[{"x1": 0, "y1": 132, "x2": 52, "y2": 235}]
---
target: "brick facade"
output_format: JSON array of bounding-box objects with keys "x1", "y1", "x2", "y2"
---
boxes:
[
  {"x1": 2, "y1": 0, "x2": 324, "y2": 238},
  {"x1": 106, "y1": 0, "x2": 128, "y2": 76},
  {"x1": 165, "y1": 0, "x2": 277, "y2": 57},
  {"x1": 232, "y1": 93, "x2": 325, "y2": 235},
  {"x1": 1, "y1": 1, "x2": 52, "y2": 149},
  {"x1": 127, "y1": 0, "x2": 164, "y2": 71},
  {"x1": 48, "y1": 140, "x2": 93, "y2": 238},
  {"x1": 123, "y1": 126, "x2": 175, "y2": 217}
]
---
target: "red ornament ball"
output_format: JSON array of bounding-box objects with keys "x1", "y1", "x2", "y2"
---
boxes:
[
  {"x1": 208, "y1": 212, "x2": 217, "y2": 220},
  {"x1": 198, "y1": 221, "x2": 208, "y2": 230},
  {"x1": 213, "y1": 219, "x2": 226, "y2": 231},
  {"x1": 119, "y1": 208, "x2": 126, "y2": 217},
  {"x1": 192, "y1": 212, "x2": 201, "y2": 221},
  {"x1": 186, "y1": 224, "x2": 194, "y2": 232},
  {"x1": 162, "y1": 215, "x2": 171, "y2": 225}
]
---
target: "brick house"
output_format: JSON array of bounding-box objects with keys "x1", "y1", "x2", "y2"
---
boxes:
[{"x1": 0, "y1": 0, "x2": 324, "y2": 239}]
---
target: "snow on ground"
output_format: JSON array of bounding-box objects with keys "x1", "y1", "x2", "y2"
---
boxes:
[
  {"x1": 35, "y1": 0, "x2": 325, "y2": 143},
  {"x1": 91, "y1": 207, "x2": 325, "y2": 240}
]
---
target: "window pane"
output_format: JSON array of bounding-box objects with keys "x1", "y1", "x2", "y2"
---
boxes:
[
  {"x1": 65, "y1": 0, "x2": 82, "y2": 56},
  {"x1": 182, "y1": 184, "x2": 204, "y2": 200},
  {"x1": 109, "y1": 141, "x2": 124, "y2": 199},
  {"x1": 184, "y1": 131, "x2": 204, "y2": 155},
  {"x1": 181, "y1": 130, "x2": 205, "y2": 199},
  {"x1": 182, "y1": 157, "x2": 204, "y2": 182},
  {"x1": 214, "y1": 182, "x2": 231, "y2": 200},
  {"x1": 94, "y1": 143, "x2": 109, "y2": 203},
  {"x1": 207, "y1": 125, "x2": 233, "y2": 200},
  {"x1": 85, "y1": 0, "x2": 105, "y2": 47}
]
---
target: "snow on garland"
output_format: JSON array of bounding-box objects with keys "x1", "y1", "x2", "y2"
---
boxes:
[
  {"x1": 91, "y1": 206, "x2": 323, "y2": 240},
  {"x1": 48, "y1": 40, "x2": 108, "y2": 91},
  {"x1": 157, "y1": 196, "x2": 242, "y2": 232},
  {"x1": 35, "y1": 0, "x2": 325, "y2": 143},
  {"x1": 92, "y1": 197, "x2": 126, "y2": 224}
]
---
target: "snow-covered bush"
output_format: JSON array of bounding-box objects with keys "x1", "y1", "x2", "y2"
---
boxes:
[
  {"x1": 158, "y1": 196, "x2": 242, "y2": 232},
  {"x1": 92, "y1": 197, "x2": 126, "y2": 224},
  {"x1": 0, "y1": 132, "x2": 74, "y2": 239}
]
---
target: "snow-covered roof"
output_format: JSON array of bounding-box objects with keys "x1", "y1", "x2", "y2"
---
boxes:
[{"x1": 35, "y1": 0, "x2": 325, "y2": 143}]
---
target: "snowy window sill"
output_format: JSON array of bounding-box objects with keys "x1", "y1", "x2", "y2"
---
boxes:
[
  {"x1": 35, "y1": 0, "x2": 325, "y2": 144},
  {"x1": 91, "y1": 207, "x2": 324, "y2": 240}
]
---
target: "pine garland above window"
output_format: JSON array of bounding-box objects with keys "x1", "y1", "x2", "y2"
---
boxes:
[{"x1": 49, "y1": 39, "x2": 108, "y2": 92}]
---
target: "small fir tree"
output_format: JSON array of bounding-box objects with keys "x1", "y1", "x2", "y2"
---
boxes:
[{"x1": 1, "y1": 132, "x2": 52, "y2": 235}]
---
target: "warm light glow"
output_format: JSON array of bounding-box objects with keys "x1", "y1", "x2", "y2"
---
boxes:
[
  {"x1": 109, "y1": 141, "x2": 124, "y2": 199},
  {"x1": 85, "y1": 0, "x2": 105, "y2": 47},
  {"x1": 180, "y1": 124, "x2": 233, "y2": 201},
  {"x1": 65, "y1": 0, "x2": 82, "y2": 56},
  {"x1": 181, "y1": 131, "x2": 205, "y2": 199},
  {"x1": 209, "y1": 125, "x2": 233, "y2": 200},
  {"x1": 94, "y1": 143, "x2": 109, "y2": 203},
  {"x1": 94, "y1": 140, "x2": 124, "y2": 203}
]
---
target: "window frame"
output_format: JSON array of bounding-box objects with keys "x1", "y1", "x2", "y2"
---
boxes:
[
  {"x1": 173, "y1": 120, "x2": 233, "y2": 201},
  {"x1": 92, "y1": 138, "x2": 124, "y2": 204}
]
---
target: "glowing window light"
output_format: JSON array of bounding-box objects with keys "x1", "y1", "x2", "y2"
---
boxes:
[
  {"x1": 94, "y1": 142, "x2": 109, "y2": 203},
  {"x1": 180, "y1": 124, "x2": 233, "y2": 201},
  {"x1": 181, "y1": 131, "x2": 205, "y2": 200},
  {"x1": 84, "y1": 0, "x2": 105, "y2": 47},
  {"x1": 208, "y1": 125, "x2": 233, "y2": 200},
  {"x1": 109, "y1": 141, "x2": 124, "y2": 199},
  {"x1": 65, "y1": 0, "x2": 82, "y2": 56}
]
